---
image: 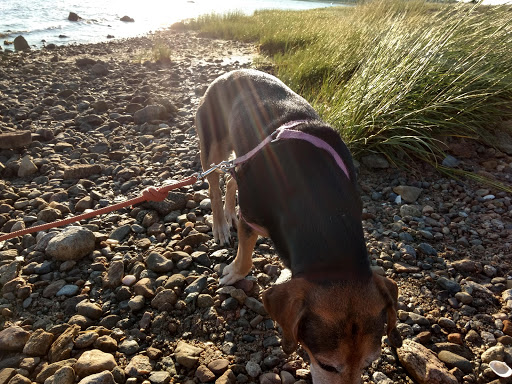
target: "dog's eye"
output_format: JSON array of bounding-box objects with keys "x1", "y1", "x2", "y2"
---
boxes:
[{"x1": 318, "y1": 362, "x2": 339, "y2": 373}]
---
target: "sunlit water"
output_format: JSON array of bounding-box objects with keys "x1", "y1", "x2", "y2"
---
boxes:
[{"x1": 0, "y1": 0, "x2": 341, "y2": 49}]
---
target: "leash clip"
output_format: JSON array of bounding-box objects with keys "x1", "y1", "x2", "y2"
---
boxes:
[{"x1": 194, "y1": 160, "x2": 235, "y2": 181}]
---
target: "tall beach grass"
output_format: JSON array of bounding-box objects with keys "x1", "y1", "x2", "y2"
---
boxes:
[{"x1": 182, "y1": 0, "x2": 512, "y2": 173}]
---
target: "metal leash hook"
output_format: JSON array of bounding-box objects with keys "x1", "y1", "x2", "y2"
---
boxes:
[{"x1": 193, "y1": 160, "x2": 236, "y2": 181}]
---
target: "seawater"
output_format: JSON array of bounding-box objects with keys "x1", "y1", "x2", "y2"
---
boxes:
[{"x1": 0, "y1": 0, "x2": 341, "y2": 49}]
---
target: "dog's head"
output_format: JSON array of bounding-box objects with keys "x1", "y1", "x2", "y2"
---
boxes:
[{"x1": 262, "y1": 272, "x2": 402, "y2": 384}]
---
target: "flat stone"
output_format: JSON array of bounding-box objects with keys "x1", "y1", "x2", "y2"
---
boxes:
[
  {"x1": 63, "y1": 164, "x2": 102, "y2": 180},
  {"x1": 481, "y1": 345, "x2": 505, "y2": 363},
  {"x1": 437, "y1": 350, "x2": 473, "y2": 373},
  {"x1": 397, "y1": 339, "x2": 458, "y2": 384},
  {"x1": 0, "y1": 131, "x2": 31, "y2": 149}
]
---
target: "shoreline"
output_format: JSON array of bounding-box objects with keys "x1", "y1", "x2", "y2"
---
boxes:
[{"x1": 0, "y1": 28, "x2": 511, "y2": 384}]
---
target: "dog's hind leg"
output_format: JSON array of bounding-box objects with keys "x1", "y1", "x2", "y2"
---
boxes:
[
  {"x1": 224, "y1": 175, "x2": 239, "y2": 229},
  {"x1": 220, "y1": 217, "x2": 258, "y2": 285}
]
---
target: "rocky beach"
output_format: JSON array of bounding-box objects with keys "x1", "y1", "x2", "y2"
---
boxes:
[{"x1": 0, "y1": 27, "x2": 511, "y2": 384}]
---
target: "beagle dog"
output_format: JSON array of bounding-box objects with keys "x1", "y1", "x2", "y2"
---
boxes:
[{"x1": 196, "y1": 69, "x2": 402, "y2": 384}]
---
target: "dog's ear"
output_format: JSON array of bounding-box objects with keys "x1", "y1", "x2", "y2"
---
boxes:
[
  {"x1": 373, "y1": 273, "x2": 402, "y2": 348},
  {"x1": 262, "y1": 279, "x2": 309, "y2": 354}
]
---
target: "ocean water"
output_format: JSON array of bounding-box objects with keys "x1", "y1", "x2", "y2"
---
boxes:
[{"x1": 0, "y1": 0, "x2": 339, "y2": 49}]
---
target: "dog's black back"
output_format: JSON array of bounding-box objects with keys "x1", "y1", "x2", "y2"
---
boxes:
[{"x1": 197, "y1": 69, "x2": 370, "y2": 279}]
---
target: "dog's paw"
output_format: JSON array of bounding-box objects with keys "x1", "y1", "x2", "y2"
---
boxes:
[
  {"x1": 213, "y1": 219, "x2": 231, "y2": 245},
  {"x1": 219, "y1": 263, "x2": 246, "y2": 286}
]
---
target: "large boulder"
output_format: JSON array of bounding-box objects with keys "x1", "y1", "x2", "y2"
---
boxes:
[
  {"x1": 68, "y1": 12, "x2": 81, "y2": 21},
  {"x1": 14, "y1": 36, "x2": 30, "y2": 51}
]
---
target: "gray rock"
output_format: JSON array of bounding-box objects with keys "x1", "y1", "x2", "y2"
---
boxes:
[
  {"x1": 56, "y1": 285, "x2": 80, "y2": 297},
  {"x1": 128, "y1": 295, "x2": 146, "y2": 312},
  {"x1": 393, "y1": 185, "x2": 422, "y2": 203},
  {"x1": 0, "y1": 326, "x2": 30, "y2": 352},
  {"x1": 361, "y1": 154, "x2": 389, "y2": 169},
  {"x1": 481, "y1": 345, "x2": 505, "y2": 363},
  {"x1": 245, "y1": 361, "x2": 262, "y2": 378},
  {"x1": 148, "y1": 371, "x2": 171, "y2": 384},
  {"x1": 18, "y1": 155, "x2": 38, "y2": 177},
  {"x1": 244, "y1": 297, "x2": 267, "y2": 315},
  {"x1": 52, "y1": 366, "x2": 75, "y2": 384},
  {"x1": 442, "y1": 155, "x2": 460, "y2": 168},
  {"x1": 77, "y1": 371, "x2": 115, "y2": 384},
  {"x1": 174, "y1": 341, "x2": 203, "y2": 369},
  {"x1": 76, "y1": 301, "x2": 103, "y2": 320},
  {"x1": 418, "y1": 243, "x2": 437, "y2": 256},
  {"x1": 119, "y1": 339, "x2": 140, "y2": 355},
  {"x1": 134, "y1": 105, "x2": 167, "y2": 124},
  {"x1": 109, "y1": 225, "x2": 132, "y2": 241},
  {"x1": 151, "y1": 289, "x2": 178, "y2": 310},
  {"x1": 46, "y1": 227, "x2": 95, "y2": 261},
  {"x1": 146, "y1": 251, "x2": 173, "y2": 273},
  {"x1": 437, "y1": 277, "x2": 461, "y2": 294},
  {"x1": 437, "y1": 350, "x2": 473, "y2": 373},
  {"x1": 184, "y1": 276, "x2": 207, "y2": 295},
  {"x1": 400, "y1": 204, "x2": 422, "y2": 217}
]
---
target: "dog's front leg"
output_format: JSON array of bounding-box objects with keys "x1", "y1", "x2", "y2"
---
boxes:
[
  {"x1": 220, "y1": 218, "x2": 258, "y2": 285},
  {"x1": 207, "y1": 172, "x2": 231, "y2": 245}
]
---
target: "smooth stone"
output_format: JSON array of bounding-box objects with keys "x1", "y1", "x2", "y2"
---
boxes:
[{"x1": 46, "y1": 227, "x2": 95, "y2": 261}]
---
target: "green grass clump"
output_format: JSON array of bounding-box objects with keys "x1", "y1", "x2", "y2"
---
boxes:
[{"x1": 182, "y1": 0, "x2": 512, "y2": 173}]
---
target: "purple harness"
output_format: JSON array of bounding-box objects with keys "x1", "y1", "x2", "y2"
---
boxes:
[{"x1": 232, "y1": 120, "x2": 351, "y2": 235}]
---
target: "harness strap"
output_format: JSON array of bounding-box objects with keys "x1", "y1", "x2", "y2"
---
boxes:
[
  {"x1": 233, "y1": 119, "x2": 351, "y2": 236},
  {"x1": 232, "y1": 120, "x2": 350, "y2": 180}
]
